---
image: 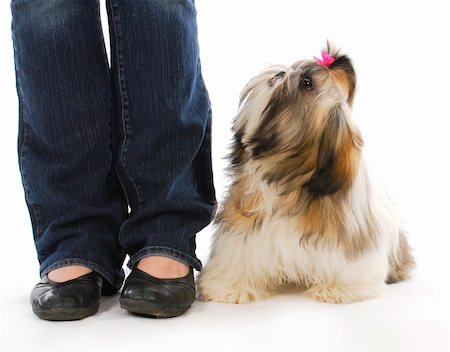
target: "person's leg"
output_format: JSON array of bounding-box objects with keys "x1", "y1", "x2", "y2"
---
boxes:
[
  {"x1": 106, "y1": 0, "x2": 216, "y2": 276},
  {"x1": 11, "y1": 0, "x2": 128, "y2": 292},
  {"x1": 47, "y1": 265, "x2": 93, "y2": 283}
]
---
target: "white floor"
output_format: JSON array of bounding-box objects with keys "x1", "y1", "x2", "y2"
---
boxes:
[
  {"x1": 0, "y1": 1, "x2": 449, "y2": 351},
  {"x1": 0, "y1": 259, "x2": 448, "y2": 352}
]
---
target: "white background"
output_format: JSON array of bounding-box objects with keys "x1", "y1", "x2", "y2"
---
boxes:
[{"x1": 0, "y1": 0, "x2": 448, "y2": 351}]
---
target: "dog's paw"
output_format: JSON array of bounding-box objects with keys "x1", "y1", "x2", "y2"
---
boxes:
[
  {"x1": 199, "y1": 290, "x2": 251, "y2": 304},
  {"x1": 198, "y1": 285, "x2": 271, "y2": 304},
  {"x1": 305, "y1": 284, "x2": 384, "y2": 304}
]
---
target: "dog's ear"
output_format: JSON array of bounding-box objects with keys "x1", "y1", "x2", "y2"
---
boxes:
[
  {"x1": 325, "y1": 42, "x2": 357, "y2": 105},
  {"x1": 303, "y1": 105, "x2": 362, "y2": 198}
]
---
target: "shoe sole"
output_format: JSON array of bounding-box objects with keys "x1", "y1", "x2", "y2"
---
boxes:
[
  {"x1": 120, "y1": 298, "x2": 190, "y2": 318},
  {"x1": 32, "y1": 305, "x2": 100, "y2": 321}
]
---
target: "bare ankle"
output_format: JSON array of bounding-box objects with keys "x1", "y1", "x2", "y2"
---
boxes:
[
  {"x1": 136, "y1": 256, "x2": 189, "y2": 279},
  {"x1": 47, "y1": 265, "x2": 92, "y2": 283}
]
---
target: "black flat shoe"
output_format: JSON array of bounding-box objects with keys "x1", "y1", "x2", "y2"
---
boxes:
[
  {"x1": 120, "y1": 267, "x2": 196, "y2": 318},
  {"x1": 30, "y1": 271, "x2": 103, "y2": 321}
]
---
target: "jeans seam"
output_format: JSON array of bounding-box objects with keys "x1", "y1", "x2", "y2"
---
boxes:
[
  {"x1": 108, "y1": 0, "x2": 144, "y2": 209},
  {"x1": 12, "y1": 30, "x2": 43, "y2": 240},
  {"x1": 96, "y1": 0, "x2": 119, "y2": 202}
]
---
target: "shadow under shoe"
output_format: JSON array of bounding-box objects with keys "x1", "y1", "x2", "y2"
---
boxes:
[
  {"x1": 30, "y1": 271, "x2": 103, "y2": 321},
  {"x1": 120, "y1": 267, "x2": 196, "y2": 318}
]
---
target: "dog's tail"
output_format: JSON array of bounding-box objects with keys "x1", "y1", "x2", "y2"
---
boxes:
[{"x1": 386, "y1": 229, "x2": 415, "y2": 284}]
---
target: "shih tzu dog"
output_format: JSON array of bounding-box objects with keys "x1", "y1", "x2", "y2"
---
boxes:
[{"x1": 197, "y1": 44, "x2": 415, "y2": 304}]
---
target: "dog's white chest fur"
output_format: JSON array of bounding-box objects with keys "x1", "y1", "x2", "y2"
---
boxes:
[{"x1": 244, "y1": 211, "x2": 388, "y2": 288}]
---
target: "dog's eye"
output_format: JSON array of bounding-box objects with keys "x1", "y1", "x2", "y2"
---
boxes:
[
  {"x1": 301, "y1": 78, "x2": 313, "y2": 89},
  {"x1": 275, "y1": 71, "x2": 286, "y2": 79}
]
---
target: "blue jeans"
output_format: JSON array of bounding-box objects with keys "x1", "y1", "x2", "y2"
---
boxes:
[{"x1": 10, "y1": 0, "x2": 216, "y2": 293}]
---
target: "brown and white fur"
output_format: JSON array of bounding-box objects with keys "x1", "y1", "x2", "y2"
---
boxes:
[{"x1": 197, "y1": 44, "x2": 415, "y2": 304}]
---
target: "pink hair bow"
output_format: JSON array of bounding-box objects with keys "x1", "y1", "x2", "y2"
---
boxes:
[{"x1": 314, "y1": 51, "x2": 336, "y2": 67}]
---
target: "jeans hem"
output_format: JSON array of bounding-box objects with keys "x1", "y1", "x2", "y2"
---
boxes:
[
  {"x1": 127, "y1": 246, "x2": 202, "y2": 272},
  {"x1": 40, "y1": 258, "x2": 124, "y2": 293}
]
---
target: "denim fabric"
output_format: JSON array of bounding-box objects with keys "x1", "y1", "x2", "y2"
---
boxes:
[{"x1": 10, "y1": 0, "x2": 216, "y2": 293}]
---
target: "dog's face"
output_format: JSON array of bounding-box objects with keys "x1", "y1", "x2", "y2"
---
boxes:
[{"x1": 232, "y1": 45, "x2": 363, "y2": 198}]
